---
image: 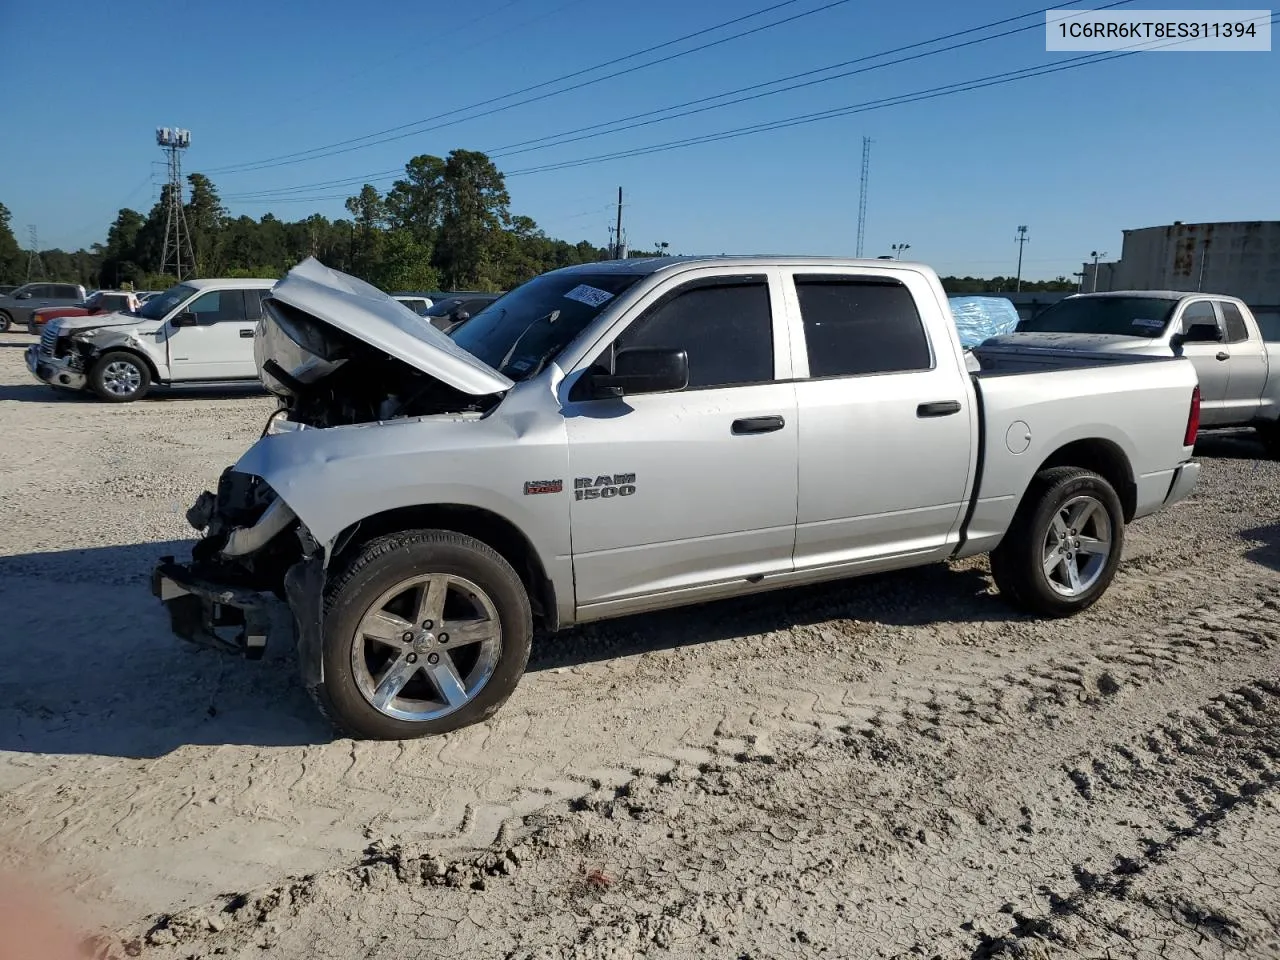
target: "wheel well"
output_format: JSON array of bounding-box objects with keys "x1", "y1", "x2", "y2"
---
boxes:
[
  {"x1": 1035, "y1": 439, "x2": 1136, "y2": 521},
  {"x1": 90, "y1": 346, "x2": 160, "y2": 382},
  {"x1": 329, "y1": 505, "x2": 558, "y2": 630}
]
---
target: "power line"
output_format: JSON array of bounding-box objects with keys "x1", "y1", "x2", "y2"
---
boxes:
[
  {"x1": 501, "y1": 18, "x2": 1278, "y2": 178},
  {"x1": 207, "y1": 0, "x2": 847, "y2": 175},
  {"x1": 220, "y1": 0, "x2": 1133, "y2": 203}
]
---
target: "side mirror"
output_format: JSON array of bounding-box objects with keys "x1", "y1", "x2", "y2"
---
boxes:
[
  {"x1": 590, "y1": 347, "x2": 689, "y2": 398},
  {"x1": 171, "y1": 311, "x2": 197, "y2": 327},
  {"x1": 16, "y1": 292, "x2": 31, "y2": 300},
  {"x1": 1174, "y1": 321, "x2": 1222, "y2": 346},
  {"x1": 452, "y1": 309, "x2": 470, "y2": 323}
]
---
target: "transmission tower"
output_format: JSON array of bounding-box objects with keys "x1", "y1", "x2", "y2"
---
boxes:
[
  {"x1": 25, "y1": 225, "x2": 46, "y2": 281},
  {"x1": 855, "y1": 137, "x2": 871, "y2": 258},
  {"x1": 156, "y1": 127, "x2": 196, "y2": 280}
]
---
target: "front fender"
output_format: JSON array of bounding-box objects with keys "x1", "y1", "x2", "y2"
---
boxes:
[{"x1": 233, "y1": 411, "x2": 571, "y2": 574}]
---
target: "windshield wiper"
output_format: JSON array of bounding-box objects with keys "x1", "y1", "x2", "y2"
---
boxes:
[{"x1": 497, "y1": 309, "x2": 561, "y2": 376}]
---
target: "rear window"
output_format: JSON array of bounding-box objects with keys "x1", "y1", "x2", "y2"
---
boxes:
[{"x1": 1016, "y1": 296, "x2": 1178, "y2": 338}]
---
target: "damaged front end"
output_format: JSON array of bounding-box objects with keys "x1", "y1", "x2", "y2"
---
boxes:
[{"x1": 152, "y1": 466, "x2": 322, "y2": 676}]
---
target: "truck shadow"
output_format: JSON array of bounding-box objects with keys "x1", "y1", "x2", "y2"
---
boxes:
[
  {"x1": 1241, "y1": 522, "x2": 1280, "y2": 573},
  {"x1": 1194, "y1": 429, "x2": 1271, "y2": 460},
  {"x1": 0, "y1": 383, "x2": 269, "y2": 403},
  {"x1": 0, "y1": 540, "x2": 332, "y2": 760}
]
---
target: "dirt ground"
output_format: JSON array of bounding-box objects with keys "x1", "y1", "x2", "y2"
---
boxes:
[{"x1": 1, "y1": 330, "x2": 1278, "y2": 960}]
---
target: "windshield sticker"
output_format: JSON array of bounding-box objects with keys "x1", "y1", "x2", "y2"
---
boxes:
[
  {"x1": 564, "y1": 284, "x2": 615, "y2": 308},
  {"x1": 1131, "y1": 318, "x2": 1164, "y2": 329}
]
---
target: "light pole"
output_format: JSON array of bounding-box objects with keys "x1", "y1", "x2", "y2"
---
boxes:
[
  {"x1": 657, "y1": 241, "x2": 669, "y2": 257},
  {"x1": 891, "y1": 243, "x2": 910, "y2": 259},
  {"x1": 1090, "y1": 250, "x2": 1107, "y2": 292},
  {"x1": 1073, "y1": 271, "x2": 1085, "y2": 293}
]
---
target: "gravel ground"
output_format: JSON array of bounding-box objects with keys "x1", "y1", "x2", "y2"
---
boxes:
[{"x1": 1, "y1": 330, "x2": 1278, "y2": 959}]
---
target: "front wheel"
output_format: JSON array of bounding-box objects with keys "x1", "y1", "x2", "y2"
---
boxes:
[
  {"x1": 0, "y1": 312, "x2": 12, "y2": 332},
  {"x1": 89, "y1": 351, "x2": 151, "y2": 402},
  {"x1": 310, "y1": 530, "x2": 533, "y2": 740},
  {"x1": 989, "y1": 466, "x2": 1124, "y2": 617}
]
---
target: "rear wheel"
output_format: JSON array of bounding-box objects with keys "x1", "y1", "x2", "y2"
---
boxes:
[
  {"x1": 989, "y1": 466, "x2": 1124, "y2": 617},
  {"x1": 310, "y1": 530, "x2": 533, "y2": 740},
  {"x1": 89, "y1": 351, "x2": 151, "y2": 402}
]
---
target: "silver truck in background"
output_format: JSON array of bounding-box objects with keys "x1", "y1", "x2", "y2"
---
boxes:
[
  {"x1": 152, "y1": 256, "x2": 1202, "y2": 740},
  {"x1": 979, "y1": 290, "x2": 1280, "y2": 454}
]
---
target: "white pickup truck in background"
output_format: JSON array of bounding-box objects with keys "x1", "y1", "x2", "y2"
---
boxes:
[
  {"x1": 26, "y1": 278, "x2": 277, "y2": 401},
  {"x1": 152, "y1": 256, "x2": 1204, "y2": 740},
  {"x1": 979, "y1": 290, "x2": 1280, "y2": 454}
]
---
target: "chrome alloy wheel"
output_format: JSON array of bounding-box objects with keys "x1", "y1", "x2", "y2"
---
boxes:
[
  {"x1": 102, "y1": 360, "x2": 143, "y2": 396},
  {"x1": 350, "y1": 573, "x2": 502, "y2": 722},
  {"x1": 1041, "y1": 494, "x2": 1113, "y2": 597}
]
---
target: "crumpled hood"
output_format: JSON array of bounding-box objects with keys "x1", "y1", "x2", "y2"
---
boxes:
[
  {"x1": 981, "y1": 331, "x2": 1170, "y2": 353},
  {"x1": 269, "y1": 257, "x2": 513, "y2": 396},
  {"x1": 51, "y1": 311, "x2": 153, "y2": 334}
]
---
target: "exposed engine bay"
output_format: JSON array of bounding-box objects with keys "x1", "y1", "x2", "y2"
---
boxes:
[{"x1": 257, "y1": 297, "x2": 501, "y2": 429}]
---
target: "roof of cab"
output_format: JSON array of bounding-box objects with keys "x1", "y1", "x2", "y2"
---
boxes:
[
  {"x1": 545, "y1": 254, "x2": 937, "y2": 278},
  {"x1": 181, "y1": 277, "x2": 277, "y2": 290}
]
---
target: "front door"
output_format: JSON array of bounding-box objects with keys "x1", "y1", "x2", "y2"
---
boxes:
[
  {"x1": 166, "y1": 289, "x2": 258, "y2": 380},
  {"x1": 784, "y1": 269, "x2": 975, "y2": 570},
  {"x1": 563, "y1": 272, "x2": 798, "y2": 612},
  {"x1": 1176, "y1": 299, "x2": 1231, "y2": 426}
]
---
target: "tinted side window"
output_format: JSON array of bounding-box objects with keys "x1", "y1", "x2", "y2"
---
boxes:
[
  {"x1": 1220, "y1": 302, "x2": 1249, "y2": 343},
  {"x1": 187, "y1": 290, "x2": 248, "y2": 323},
  {"x1": 614, "y1": 279, "x2": 774, "y2": 391},
  {"x1": 1180, "y1": 301, "x2": 1219, "y2": 333},
  {"x1": 33, "y1": 285, "x2": 57, "y2": 298},
  {"x1": 793, "y1": 276, "x2": 931, "y2": 377},
  {"x1": 56, "y1": 285, "x2": 80, "y2": 298},
  {"x1": 244, "y1": 289, "x2": 271, "y2": 321}
]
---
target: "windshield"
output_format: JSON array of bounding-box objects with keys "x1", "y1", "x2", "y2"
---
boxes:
[
  {"x1": 450, "y1": 272, "x2": 643, "y2": 380},
  {"x1": 133, "y1": 283, "x2": 197, "y2": 320},
  {"x1": 1015, "y1": 296, "x2": 1178, "y2": 338}
]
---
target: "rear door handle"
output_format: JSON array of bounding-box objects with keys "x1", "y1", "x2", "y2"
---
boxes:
[
  {"x1": 732, "y1": 415, "x2": 785, "y2": 435},
  {"x1": 917, "y1": 400, "x2": 961, "y2": 418},
  {"x1": 240, "y1": 328, "x2": 255, "y2": 338},
  {"x1": 1216, "y1": 351, "x2": 1229, "y2": 361}
]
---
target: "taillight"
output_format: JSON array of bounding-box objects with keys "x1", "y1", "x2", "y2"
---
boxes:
[{"x1": 1184, "y1": 385, "x2": 1200, "y2": 447}]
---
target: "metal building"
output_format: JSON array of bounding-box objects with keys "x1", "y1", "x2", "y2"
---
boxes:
[{"x1": 1082, "y1": 221, "x2": 1280, "y2": 339}]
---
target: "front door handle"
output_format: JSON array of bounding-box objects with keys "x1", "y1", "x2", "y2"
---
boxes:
[
  {"x1": 732, "y1": 415, "x2": 785, "y2": 435},
  {"x1": 240, "y1": 328, "x2": 255, "y2": 338},
  {"x1": 1216, "y1": 351, "x2": 1229, "y2": 361},
  {"x1": 917, "y1": 400, "x2": 961, "y2": 418}
]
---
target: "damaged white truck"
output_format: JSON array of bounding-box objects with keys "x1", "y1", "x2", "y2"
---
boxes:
[
  {"x1": 25, "y1": 278, "x2": 276, "y2": 401},
  {"x1": 152, "y1": 256, "x2": 1203, "y2": 740}
]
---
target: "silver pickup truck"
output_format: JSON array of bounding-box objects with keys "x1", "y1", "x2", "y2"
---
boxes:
[
  {"x1": 980, "y1": 290, "x2": 1280, "y2": 454},
  {"x1": 152, "y1": 256, "x2": 1202, "y2": 740}
]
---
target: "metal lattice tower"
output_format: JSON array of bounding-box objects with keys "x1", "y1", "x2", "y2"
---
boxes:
[
  {"x1": 25, "y1": 225, "x2": 46, "y2": 281},
  {"x1": 157, "y1": 127, "x2": 196, "y2": 280},
  {"x1": 855, "y1": 137, "x2": 871, "y2": 258}
]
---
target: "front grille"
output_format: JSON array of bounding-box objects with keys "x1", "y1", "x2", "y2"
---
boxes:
[{"x1": 39, "y1": 324, "x2": 58, "y2": 355}]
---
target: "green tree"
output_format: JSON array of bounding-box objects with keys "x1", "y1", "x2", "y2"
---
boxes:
[
  {"x1": 345, "y1": 184, "x2": 386, "y2": 278},
  {"x1": 0, "y1": 203, "x2": 23, "y2": 283},
  {"x1": 186, "y1": 173, "x2": 227, "y2": 275},
  {"x1": 434, "y1": 150, "x2": 512, "y2": 290}
]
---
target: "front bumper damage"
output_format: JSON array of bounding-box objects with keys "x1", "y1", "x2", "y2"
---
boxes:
[
  {"x1": 26, "y1": 344, "x2": 87, "y2": 390},
  {"x1": 151, "y1": 468, "x2": 329, "y2": 684}
]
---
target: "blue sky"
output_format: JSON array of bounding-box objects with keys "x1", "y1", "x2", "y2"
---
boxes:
[{"x1": 4, "y1": 0, "x2": 1276, "y2": 279}]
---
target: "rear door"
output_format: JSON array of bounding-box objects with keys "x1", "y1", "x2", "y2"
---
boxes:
[
  {"x1": 167, "y1": 289, "x2": 258, "y2": 380},
  {"x1": 562, "y1": 270, "x2": 799, "y2": 612},
  {"x1": 783, "y1": 268, "x2": 975, "y2": 571},
  {"x1": 1175, "y1": 299, "x2": 1231, "y2": 425},
  {"x1": 1218, "y1": 300, "x2": 1268, "y2": 424}
]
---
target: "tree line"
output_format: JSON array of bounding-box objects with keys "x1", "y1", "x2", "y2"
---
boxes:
[{"x1": 0, "y1": 152, "x2": 1080, "y2": 296}]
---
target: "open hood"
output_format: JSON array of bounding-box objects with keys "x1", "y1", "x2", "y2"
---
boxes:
[
  {"x1": 267, "y1": 257, "x2": 513, "y2": 396},
  {"x1": 52, "y1": 311, "x2": 147, "y2": 334}
]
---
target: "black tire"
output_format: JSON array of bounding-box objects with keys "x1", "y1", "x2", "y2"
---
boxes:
[
  {"x1": 27, "y1": 320, "x2": 38, "y2": 336},
  {"x1": 310, "y1": 530, "x2": 533, "y2": 740},
  {"x1": 0, "y1": 312, "x2": 12, "y2": 332},
  {"x1": 989, "y1": 466, "x2": 1124, "y2": 618},
  {"x1": 89, "y1": 350, "x2": 151, "y2": 402}
]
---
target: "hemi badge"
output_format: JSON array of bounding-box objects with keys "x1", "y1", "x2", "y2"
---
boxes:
[{"x1": 523, "y1": 479, "x2": 563, "y2": 495}]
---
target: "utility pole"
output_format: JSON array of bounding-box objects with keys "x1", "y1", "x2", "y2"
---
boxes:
[
  {"x1": 1090, "y1": 250, "x2": 1107, "y2": 292},
  {"x1": 614, "y1": 187, "x2": 624, "y2": 260},
  {"x1": 856, "y1": 137, "x2": 871, "y2": 258},
  {"x1": 25, "y1": 225, "x2": 46, "y2": 281},
  {"x1": 1014, "y1": 225, "x2": 1029, "y2": 291},
  {"x1": 156, "y1": 126, "x2": 196, "y2": 281}
]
